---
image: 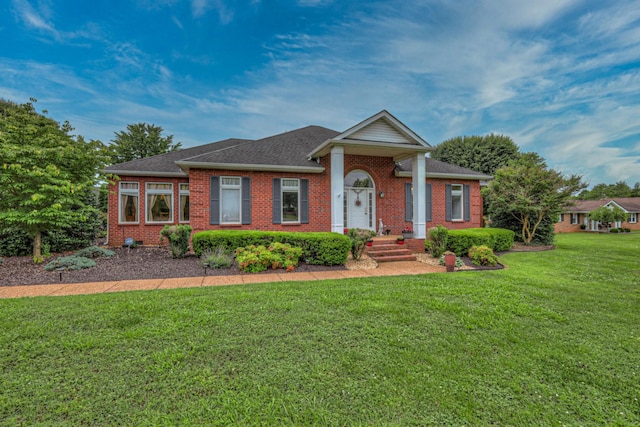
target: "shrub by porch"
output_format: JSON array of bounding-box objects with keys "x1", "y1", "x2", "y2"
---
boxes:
[{"x1": 192, "y1": 230, "x2": 350, "y2": 266}]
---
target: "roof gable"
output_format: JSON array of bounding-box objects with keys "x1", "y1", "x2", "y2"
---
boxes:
[{"x1": 307, "y1": 110, "x2": 432, "y2": 159}]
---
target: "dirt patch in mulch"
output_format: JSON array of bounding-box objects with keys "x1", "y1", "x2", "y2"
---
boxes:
[{"x1": 0, "y1": 247, "x2": 347, "y2": 287}]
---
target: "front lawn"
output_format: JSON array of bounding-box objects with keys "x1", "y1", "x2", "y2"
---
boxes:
[{"x1": 1, "y1": 233, "x2": 638, "y2": 425}]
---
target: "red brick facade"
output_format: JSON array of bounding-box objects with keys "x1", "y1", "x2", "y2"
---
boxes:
[{"x1": 107, "y1": 154, "x2": 485, "y2": 246}]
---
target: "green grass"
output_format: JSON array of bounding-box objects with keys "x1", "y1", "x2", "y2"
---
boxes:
[{"x1": 1, "y1": 233, "x2": 639, "y2": 425}]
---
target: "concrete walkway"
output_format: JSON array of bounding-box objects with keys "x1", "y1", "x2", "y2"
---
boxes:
[{"x1": 0, "y1": 261, "x2": 445, "y2": 299}]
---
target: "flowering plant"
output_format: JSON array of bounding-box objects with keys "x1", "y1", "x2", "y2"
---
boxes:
[{"x1": 402, "y1": 226, "x2": 413, "y2": 233}]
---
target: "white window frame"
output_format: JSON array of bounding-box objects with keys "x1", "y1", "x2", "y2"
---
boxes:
[
  {"x1": 179, "y1": 183, "x2": 190, "y2": 223},
  {"x1": 451, "y1": 184, "x2": 463, "y2": 221},
  {"x1": 629, "y1": 213, "x2": 638, "y2": 224},
  {"x1": 118, "y1": 182, "x2": 140, "y2": 224},
  {"x1": 146, "y1": 183, "x2": 173, "y2": 223},
  {"x1": 220, "y1": 176, "x2": 241, "y2": 224},
  {"x1": 571, "y1": 213, "x2": 579, "y2": 225},
  {"x1": 281, "y1": 178, "x2": 300, "y2": 223}
]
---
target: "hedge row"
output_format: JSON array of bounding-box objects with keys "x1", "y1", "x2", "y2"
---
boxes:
[
  {"x1": 447, "y1": 228, "x2": 515, "y2": 256},
  {"x1": 192, "y1": 230, "x2": 350, "y2": 266}
]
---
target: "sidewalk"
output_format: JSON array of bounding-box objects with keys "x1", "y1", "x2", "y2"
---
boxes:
[{"x1": 0, "y1": 261, "x2": 445, "y2": 299}]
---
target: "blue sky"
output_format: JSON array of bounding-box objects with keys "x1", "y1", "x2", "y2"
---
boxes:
[{"x1": 1, "y1": 0, "x2": 639, "y2": 187}]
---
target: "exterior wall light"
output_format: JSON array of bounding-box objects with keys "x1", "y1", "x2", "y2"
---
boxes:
[{"x1": 379, "y1": 191, "x2": 384, "y2": 198}]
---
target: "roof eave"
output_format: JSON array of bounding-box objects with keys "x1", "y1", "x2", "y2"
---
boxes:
[
  {"x1": 176, "y1": 161, "x2": 325, "y2": 174},
  {"x1": 103, "y1": 169, "x2": 187, "y2": 178},
  {"x1": 308, "y1": 139, "x2": 433, "y2": 159},
  {"x1": 396, "y1": 170, "x2": 493, "y2": 180}
]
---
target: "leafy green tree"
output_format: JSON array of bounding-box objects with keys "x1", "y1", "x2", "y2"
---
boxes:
[
  {"x1": 588, "y1": 205, "x2": 629, "y2": 231},
  {"x1": 483, "y1": 154, "x2": 586, "y2": 244},
  {"x1": 431, "y1": 134, "x2": 521, "y2": 176},
  {"x1": 577, "y1": 181, "x2": 633, "y2": 199},
  {"x1": 0, "y1": 99, "x2": 107, "y2": 259},
  {"x1": 109, "y1": 123, "x2": 181, "y2": 164}
]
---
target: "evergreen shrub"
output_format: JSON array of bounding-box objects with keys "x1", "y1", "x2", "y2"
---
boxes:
[
  {"x1": 192, "y1": 230, "x2": 350, "y2": 266},
  {"x1": 160, "y1": 225, "x2": 193, "y2": 258},
  {"x1": 468, "y1": 245, "x2": 498, "y2": 266},
  {"x1": 447, "y1": 228, "x2": 514, "y2": 256}
]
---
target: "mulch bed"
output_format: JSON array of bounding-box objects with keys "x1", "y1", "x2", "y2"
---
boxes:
[
  {"x1": 0, "y1": 247, "x2": 346, "y2": 287},
  {"x1": 0, "y1": 243, "x2": 556, "y2": 287}
]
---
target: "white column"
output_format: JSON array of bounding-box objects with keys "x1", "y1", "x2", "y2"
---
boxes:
[
  {"x1": 412, "y1": 153, "x2": 426, "y2": 239},
  {"x1": 330, "y1": 145, "x2": 345, "y2": 233}
]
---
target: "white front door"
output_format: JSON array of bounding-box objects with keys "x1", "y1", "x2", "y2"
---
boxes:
[{"x1": 346, "y1": 188, "x2": 375, "y2": 230}]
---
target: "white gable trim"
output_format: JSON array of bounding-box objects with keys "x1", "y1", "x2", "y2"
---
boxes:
[
  {"x1": 307, "y1": 110, "x2": 432, "y2": 159},
  {"x1": 604, "y1": 200, "x2": 628, "y2": 212}
]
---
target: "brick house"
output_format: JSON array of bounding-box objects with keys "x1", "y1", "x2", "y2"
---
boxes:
[
  {"x1": 555, "y1": 198, "x2": 640, "y2": 232},
  {"x1": 104, "y1": 111, "x2": 491, "y2": 250}
]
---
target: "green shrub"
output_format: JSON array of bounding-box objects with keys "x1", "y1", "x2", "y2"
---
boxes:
[
  {"x1": 200, "y1": 246, "x2": 234, "y2": 269},
  {"x1": 235, "y1": 243, "x2": 303, "y2": 273},
  {"x1": 75, "y1": 246, "x2": 115, "y2": 258},
  {"x1": 347, "y1": 228, "x2": 376, "y2": 261},
  {"x1": 447, "y1": 228, "x2": 514, "y2": 256},
  {"x1": 427, "y1": 225, "x2": 449, "y2": 258},
  {"x1": 160, "y1": 225, "x2": 193, "y2": 259},
  {"x1": 609, "y1": 228, "x2": 620, "y2": 233},
  {"x1": 192, "y1": 230, "x2": 350, "y2": 266},
  {"x1": 468, "y1": 245, "x2": 498, "y2": 266},
  {"x1": 44, "y1": 256, "x2": 96, "y2": 271}
]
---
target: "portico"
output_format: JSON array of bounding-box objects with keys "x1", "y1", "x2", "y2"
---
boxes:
[{"x1": 307, "y1": 110, "x2": 433, "y2": 238}]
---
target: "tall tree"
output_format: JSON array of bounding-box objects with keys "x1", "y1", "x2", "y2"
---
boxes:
[
  {"x1": 431, "y1": 134, "x2": 521, "y2": 176},
  {"x1": 577, "y1": 181, "x2": 633, "y2": 200},
  {"x1": 109, "y1": 123, "x2": 181, "y2": 164},
  {"x1": 483, "y1": 154, "x2": 586, "y2": 244},
  {"x1": 0, "y1": 99, "x2": 107, "y2": 259}
]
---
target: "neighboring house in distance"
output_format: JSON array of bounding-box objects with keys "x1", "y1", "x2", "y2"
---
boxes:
[
  {"x1": 104, "y1": 110, "x2": 492, "y2": 249},
  {"x1": 556, "y1": 198, "x2": 640, "y2": 232}
]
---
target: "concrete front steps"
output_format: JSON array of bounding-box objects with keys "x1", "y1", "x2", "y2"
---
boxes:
[{"x1": 365, "y1": 236, "x2": 417, "y2": 263}]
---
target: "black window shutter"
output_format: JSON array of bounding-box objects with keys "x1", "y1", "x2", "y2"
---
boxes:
[
  {"x1": 272, "y1": 178, "x2": 281, "y2": 224},
  {"x1": 445, "y1": 184, "x2": 452, "y2": 221},
  {"x1": 300, "y1": 179, "x2": 309, "y2": 224},
  {"x1": 210, "y1": 176, "x2": 220, "y2": 225},
  {"x1": 425, "y1": 183, "x2": 432, "y2": 222},
  {"x1": 464, "y1": 184, "x2": 471, "y2": 222},
  {"x1": 241, "y1": 177, "x2": 251, "y2": 225},
  {"x1": 405, "y1": 182, "x2": 413, "y2": 221}
]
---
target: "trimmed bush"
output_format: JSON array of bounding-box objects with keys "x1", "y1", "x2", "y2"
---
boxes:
[
  {"x1": 468, "y1": 245, "x2": 498, "y2": 266},
  {"x1": 160, "y1": 225, "x2": 193, "y2": 259},
  {"x1": 235, "y1": 243, "x2": 303, "y2": 273},
  {"x1": 75, "y1": 246, "x2": 115, "y2": 258},
  {"x1": 347, "y1": 228, "x2": 376, "y2": 261},
  {"x1": 44, "y1": 256, "x2": 96, "y2": 271},
  {"x1": 427, "y1": 225, "x2": 448, "y2": 258},
  {"x1": 447, "y1": 228, "x2": 514, "y2": 256},
  {"x1": 192, "y1": 230, "x2": 350, "y2": 266}
]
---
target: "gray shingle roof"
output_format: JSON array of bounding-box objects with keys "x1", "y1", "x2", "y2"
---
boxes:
[
  {"x1": 181, "y1": 126, "x2": 338, "y2": 169},
  {"x1": 103, "y1": 125, "x2": 491, "y2": 181},
  {"x1": 103, "y1": 138, "x2": 252, "y2": 176}
]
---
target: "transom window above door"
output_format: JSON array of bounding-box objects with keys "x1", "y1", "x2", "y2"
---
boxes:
[{"x1": 345, "y1": 171, "x2": 373, "y2": 188}]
